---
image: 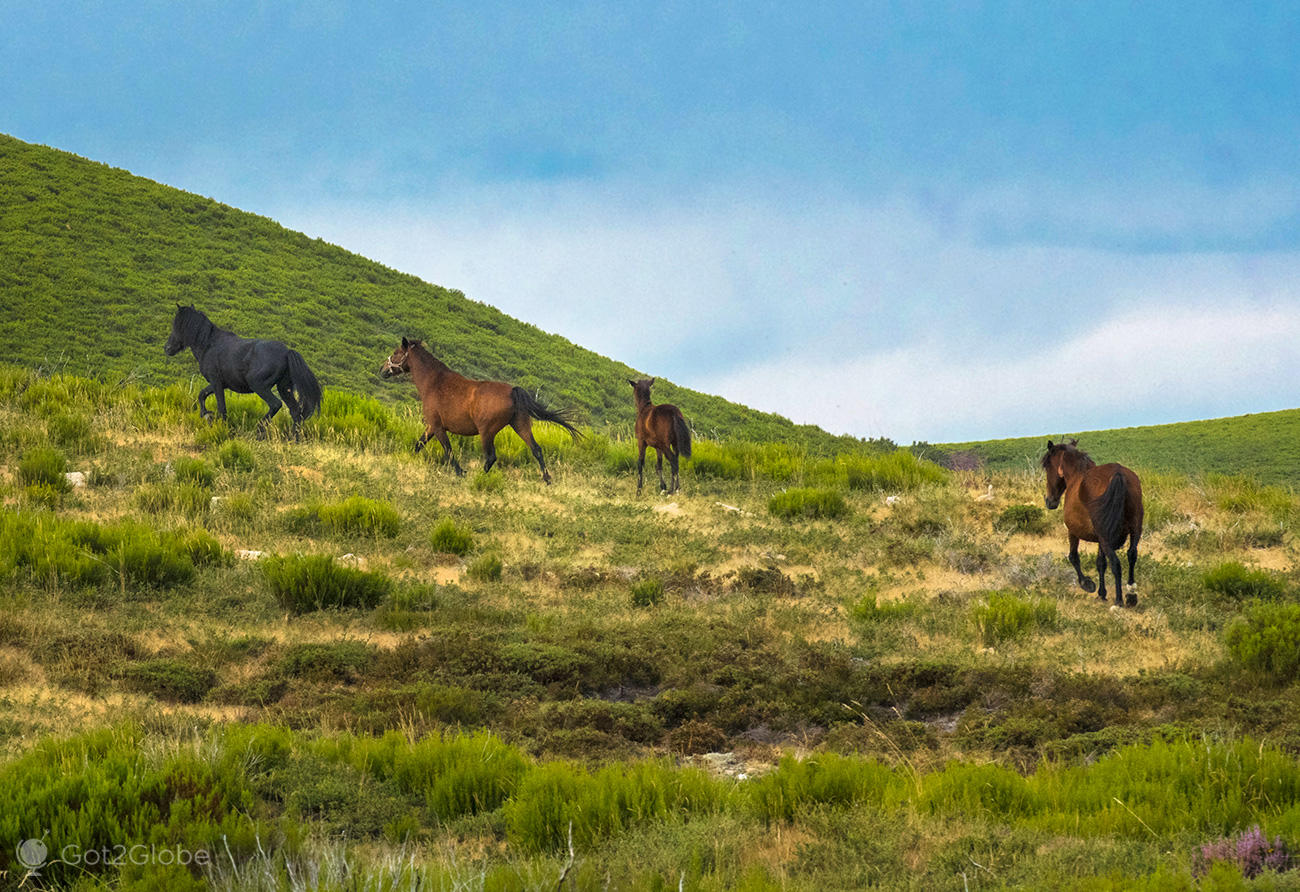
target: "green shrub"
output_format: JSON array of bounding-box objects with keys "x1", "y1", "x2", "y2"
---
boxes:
[
  {"x1": 1224, "y1": 602, "x2": 1300, "y2": 679},
  {"x1": 172, "y1": 456, "x2": 215, "y2": 487},
  {"x1": 18, "y1": 446, "x2": 70, "y2": 491},
  {"x1": 748, "y1": 753, "x2": 898, "y2": 825},
  {"x1": 467, "y1": 552, "x2": 503, "y2": 582},
  {"x1": 850, "y1": 594, "x2": 917, "y2": 624},
  {"x1": 215, "y1": 439, "x2": 257, "y2": 471},
  {"x1": 505, "y1": 759, "x2": 727, "y2": 853},
  {"x1": 993, "y1": 504, "x2": 1050, "y2": 535},
  {"x1": 277, "y1": 641, "x2": 375, "y2": 682},
  {"x1": 133, "y1": 482, "x2": 211, "y2": 517},
  {"x1": 768, "y1": 487, "x2": 849, "y2": 520},
  {"x1": 1203, "y1": 561, "x2": 1287, "y2": 601},
  {"x1": 813, "y1": 450, "x2": 948, "y2": 492},
  {"x1": 317, "y1": 496, "x2": 401, "y2": 538},
  {"x1": 47, "y1": 411, "x2": 100, "y2": 453},
  {"x1": 262, "y1": 553, "x2": 393, "y2": 613},
  {"x1": 121, "y1": 658, "x2": 217, "y2": 703},
  {"x1": 630, "y1": 578, "x2": 665, "y2": 608},
  {"x1": 430, "y1": 518, "x2": 474, "y2": 555},
  {"x1": 971, "y1": 591, "x2": 1058, "y2": 645}
]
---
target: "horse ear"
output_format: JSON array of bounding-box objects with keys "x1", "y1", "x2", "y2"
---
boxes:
[
  {"x1": 649, "y1": 377, "x2": 655, "y2": 386},
  {"x1": 627, "y1": 379, "x2": 636, "y2": 387},
  {"x1": 1046, "y1": 440, "x2": 1054, "y2": 449},
  {"x1": 401, "y1": 337, "x2": 409, "y2": 349},
  {"x1": 1069, "y1": 438, "x2": 1078, "y2": 446}
]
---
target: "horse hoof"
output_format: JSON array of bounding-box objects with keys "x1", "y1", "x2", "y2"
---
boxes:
[
  {"x1": 542, "y1": 473, "x2": 552, "y2": 485},
  {"x1": 1080, "y1": 578, "x2": 1096, "y2": 594},
  {"x1": 1125, "y1": 585, "x2": 1138, "y2": 608}
]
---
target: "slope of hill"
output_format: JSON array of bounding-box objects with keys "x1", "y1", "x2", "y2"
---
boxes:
[
  {"x1": 0, "y1": 133, "x2": 874, "y2": 451},
  {"x1": 932, "y1": 408, "x2": 1300, "y2": 487}
]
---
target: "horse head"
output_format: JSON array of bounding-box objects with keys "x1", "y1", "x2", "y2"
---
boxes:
[
  {"x1": 1041, "y1": 439, "x2": 1093, "y2": 509},
  {"x1": 381, "y1": 338, "x2": 415, "y2": 378},
  {"x1": 628, "y1": 377, "x2": 656, "y2": 407},
  {"x1": 165, "y1": 304, "x2": 196, "y2": 356}
]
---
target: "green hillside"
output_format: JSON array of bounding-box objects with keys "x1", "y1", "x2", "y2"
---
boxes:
[
  {"x1": 0, "y1": 133, "x2": 873, "y2": 451},
  {"x1": 932, "y1": 408, "x2": 1300, "y2": 487}
]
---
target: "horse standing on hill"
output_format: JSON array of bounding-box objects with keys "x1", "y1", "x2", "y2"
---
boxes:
[
  {"x1": 1041, "y1": 439, "x2": 1144, "y2": 607},
  {"x1": 629, "y1": 378, "x2": 692, "y2": 495},
  {"x1": 164, "y1": 304, "x2": 322, "y2": 436},
  {"x1": 380, "y1": 338, "x2": 581, "y2": 484}
]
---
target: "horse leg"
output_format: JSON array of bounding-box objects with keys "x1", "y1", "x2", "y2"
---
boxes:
[
  {"x1": 1101, "y1": 543, "x2": 1124, "y2": 606},
  {"x1": 1068, "y1": 535, "x2": 1095, "y2": 594},
  {"x1": 669, "y1": 448, "x2": 680, "y2": 494},
  {"x1": 414, "y1": 430, "x2": 432, "y2": 454},
  {"x1": 480, "y1": 430, "x2": 499, "y2": 474},
  {"x1": 1094, "y1": 547, "x2": 1109, "y2": 602},
  {"x1": 509, "y1": 418, "x2": 550, "y2": 484},
  {"x1": 1125, "y1": 528, "x2": 1141, "y2": 607},
  {"x1": 655, "y1": 450, "x2": 667, "y2": 493},
  {"x1": 197, "y1": 384, "x2": 215, "y2": 420},
  {"x1": 432, "y1": 428, "x2": 464, "y2": 476},
  {"x1": 636, "y1": 442, "x2": 647, "y2": 495},
  {"x1": 252, "y1": 387, "x2": 282, "y2": 439}
]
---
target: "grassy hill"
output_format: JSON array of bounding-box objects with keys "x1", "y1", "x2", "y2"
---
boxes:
[
  {"x1": 932, "y1": 408, "x2": 1300, "y2": 488},
  {"x1": 2, "y1": 369, "x2": 1300, "y2": 887},
  {"x1": 0, "y1": 133, "x2": 874, "y2": 452}
]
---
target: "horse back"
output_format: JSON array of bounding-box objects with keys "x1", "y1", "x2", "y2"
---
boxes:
[
  {"x1": 1068, "y1": 462, "x2": 1143, "y2": 543},
  {"x1": 638, "y1": 403, "x2": 683, "y2": 447}
]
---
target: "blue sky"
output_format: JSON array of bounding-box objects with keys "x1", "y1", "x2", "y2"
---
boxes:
[{"x1": 6, "y1": 2, "x2": 1300, "y2": 442}]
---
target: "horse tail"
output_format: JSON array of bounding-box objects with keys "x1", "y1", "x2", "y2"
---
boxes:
[
  {"x1": 287, "y1": 350, "x2": 323, "y2": 420},
  {"x1": 1092, "y1": 470, "x2": 1130, "y2": 549},
  {"x1": 511, "y1": 386, "x2": 582, "y2": 440},
  {"x1": 672, "y1": 411, "x2": 692, "y2": 459}
]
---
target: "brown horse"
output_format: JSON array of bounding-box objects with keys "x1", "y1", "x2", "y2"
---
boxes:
[
  {"x1": 1041, "y1": 439, "x2": 1144, "y2": 607},
  {"x1": 381, "y1": 338, "x2": 580, "y2": 484},
  {"x1": 629, "y1": 378, "x2": 692, "y2": 494}
]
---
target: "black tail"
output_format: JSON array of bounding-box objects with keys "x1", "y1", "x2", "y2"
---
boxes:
[
  {"x1": 287, "y1": 350, "x2": 322, "y2": 420},
  {"x1": 1091, "y1": 470, "x2": 1130, "y2": 549},
  {"x1": 511, "y1": 387, "x2": 582, "y2": 439},
  {"x1": 672, "y1": 412, "x2": 692, "y2": 459}
]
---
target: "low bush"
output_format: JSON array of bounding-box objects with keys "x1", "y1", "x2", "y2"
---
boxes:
[
  {"x1": 768, "y1": 487, "x2": 849, "y2": 520},
  {"x1": 172, "y1": 456, "x2": 215, "y2": 487},
  {"x1": 971, "y1": 591, "x2": 1058, "y2": 645},
  {"x1": 1203, "y1": 561, "x2": 1288, "y2": 601},
  {"x1": 429, "y1": 518, "x2": 474, "y2": 555},
  {"x1": 215, "y1": 439, "x2": 256, "y2": 471},
  {"x1": 1224, "y1": 602, "x2": 1300, "y2": 679},
  {"x1": 262, "y1": 553, "x2": 393, "y2": 613},
  {"x1": 121, "y1": 658, "x2": 217, "y2": 703},
  {"x1": 317, "y1": 496, "x2": 401, "y2": 538},
  {"x1": 277, "y1": 641, "x2": 376, "y2": 683},
  {"x1": 749, "y1": 753, "x2": 898, "y2": 825},
  {"x1": 467, "y1": 552, "x2": 503, "y2": 582},
  {"x1": 17, "y1": 446, "x2": 70, "y2": 491},
  {"x1": 993, "y1": 504, "x2": 1050, "y2": 535},
  {"x1": 630, "y1": 578, "x2": 665, "y2": 608},
  {"x1": 1194, "y1": 825, "x2": 1295, "y2": 879},
  {"x1": 850, "y1": 594, "x2": 918, "y2": 624}
]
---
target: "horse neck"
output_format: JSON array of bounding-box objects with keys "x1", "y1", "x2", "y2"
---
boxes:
[
  {"x1": 406, "y1": 347, "x2": 449, "y2": 388},
  {"x1": 633, "y1": 392, "x2": 654, "y2": 413}
]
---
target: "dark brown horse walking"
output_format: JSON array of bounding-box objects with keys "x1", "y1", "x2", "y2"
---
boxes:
[
  {"x1": 629, "y1": 378, "x2": 692, "y2": 494},
  {"x1": 381, "y1": 338, "x2": 580, "y2": 484},
  {"x1": 1041, "y1": 440, "x2": 1144, "y2": 607}
]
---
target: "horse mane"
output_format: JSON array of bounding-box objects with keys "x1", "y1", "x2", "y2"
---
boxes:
[
  {"x1": 1041, "y1": 440, "x2": 1095, "y2": 471},
  {"x1": 175, "y1": 305, "x2": 220, "y2": 348},
  {"x1": 404, "y1": 340, "x2": 451, "y2": 374}
]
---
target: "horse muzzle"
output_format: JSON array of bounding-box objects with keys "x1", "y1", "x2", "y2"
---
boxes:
[
  {"x1": 1044, "y1": 496, "x2": 1060, "y2": 510},
  {"x1": 164, "y1": 338, "x2": 182, "y2": 356}
]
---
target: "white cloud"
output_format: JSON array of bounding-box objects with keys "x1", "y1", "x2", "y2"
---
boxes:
[
  {"x1": 267, "y1": 180, "x2": 1300, "y2": 442},
  {"x1": 701, "y1": 303, "x2": 1300, "y2": 443}
]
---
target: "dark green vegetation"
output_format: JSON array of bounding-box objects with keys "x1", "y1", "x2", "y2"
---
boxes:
[
  {"x1": 0, "y1": 133, "x2": 874, "y2": 451},
  {"x1": 936, "y1": 408, "x2": 1300, "y2": 486},
  {"x1": 2, "y1": 366, "x2": 1300, "y2": 888}
]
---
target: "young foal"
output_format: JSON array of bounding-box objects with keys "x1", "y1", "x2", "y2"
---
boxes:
[
  {"x1": 629, "y1": 378, "x2": 692, "y2": 495},
  {"x1": 381, "y1": 338, "x2": 580, "y2": 484},
  {"x1": 1041, "y1": 440, "x2": 1144, "y2": 607}
]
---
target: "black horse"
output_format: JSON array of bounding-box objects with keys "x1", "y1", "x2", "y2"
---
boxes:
[{"x1": 164, "y1": 305, "x2": 322, "y2": 435}]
